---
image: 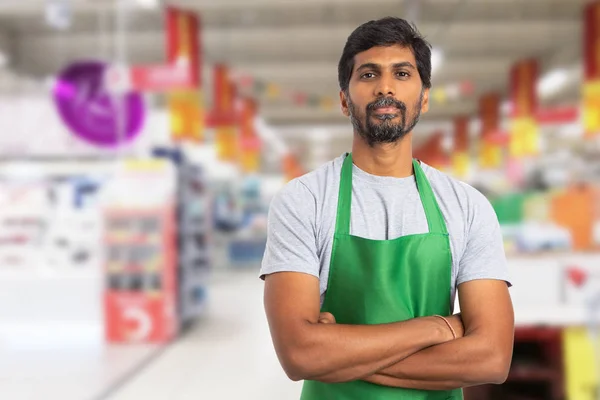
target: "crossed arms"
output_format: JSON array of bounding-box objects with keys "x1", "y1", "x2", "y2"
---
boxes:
[{"x1": 263, "y1": 272, "x2": 514, "y2": 390}]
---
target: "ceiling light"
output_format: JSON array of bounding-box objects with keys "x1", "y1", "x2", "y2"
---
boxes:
[
  {"x1": 501, "y1": 100, "x2": 512, "y2": 116},
  {"x1": 135, "y1": 0, "x2": 160, "y2": 10},
  {"x1": 537, "y1": 68, "x2": 570, "y2": 99},
  {"x1": 431, "y1": 49, "x2": 443, "y2": 76},
  {"x1": 0, "y1": 52, "x2": 8, "y2": 68}
]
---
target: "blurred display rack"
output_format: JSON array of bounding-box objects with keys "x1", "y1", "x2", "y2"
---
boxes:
[
  {"x1": 104, "y1": 205, "x2": 179, "y2": 344},
  {"x1": 151, "y1": 147, "x2": 213, "y2": 330},
  {"x1": 0, "y1": 157, "x2": 118, "y2": 348}
]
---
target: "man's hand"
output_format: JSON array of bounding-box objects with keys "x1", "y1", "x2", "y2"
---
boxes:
[
  {"x1": 444, "y1": 314, "x2": 465, "y2": 339},
  {"x1": 363, "y1": 280, "x2": 514, "y2": 390},
  {"x1": 318, "y1": 312, "x2": 336, "y2": 324}
]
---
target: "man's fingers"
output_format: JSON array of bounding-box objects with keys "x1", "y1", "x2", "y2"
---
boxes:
[{"x1": 318, "y1": 312, "x2": 336, "y2": 324}]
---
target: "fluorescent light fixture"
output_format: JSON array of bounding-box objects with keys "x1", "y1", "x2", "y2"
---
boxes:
[
  {"x1": 431, "y1": 49, "x2": 443, "y2": 76},
  {"x1": 537, "y1": 68, "x2": 570, "y2": 98},
  {"x1": 501, "y1": 100, "x2": 512, "y2": 115},
  {"x1": 135, "y1": 0, "x2": 160, "y2": 9},
  {"x1": 445, "y1": 83, "x2": 460, "y2": 100},
  {"x1": 442, "y1": 133, "x2": 453, "y2": 152},
  {"x1": 0, "y1": 52, "x2": 8, "y2": 68}
]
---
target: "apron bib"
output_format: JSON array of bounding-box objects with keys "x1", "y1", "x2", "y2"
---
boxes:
[{"x1": 300, "y1": 154, "x2": 463, "y2": 400}]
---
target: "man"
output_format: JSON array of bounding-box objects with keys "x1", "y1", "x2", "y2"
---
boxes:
[{"x1": 261, "y1": 17, "x2": 514, "y2": 400}]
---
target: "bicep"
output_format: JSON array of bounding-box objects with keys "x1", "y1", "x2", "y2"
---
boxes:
[
  {"x1": 262, "y1": 181, "x2": 323, "y2": 362},
  {"x1": 260, "y1": 180, "x2": 320, "y2": 279},
  {"x1": 264, "y1": 272, "x2": 322, "y2": 365},
  {"x1": 458, "y1": 279, "x2": 514, "y2": 350},
  {"x1": 457, "y1": 185, "x2": 511, "y2": 286}
]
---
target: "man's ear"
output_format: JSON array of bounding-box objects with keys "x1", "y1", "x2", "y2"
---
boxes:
[
  {"x1": 340, "y1": 90, "x2": 350, "y2": 117},
  {"x1": 421, "y1": 88, "x2": 430, "y2": 114}
]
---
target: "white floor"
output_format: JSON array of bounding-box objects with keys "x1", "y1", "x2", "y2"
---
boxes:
[
  {"x1": 0, "y1": 342, "x2": 162, "y2": 400},
  {"x1": 106, "y1": 269, "x2": 302, "y2": 400}
]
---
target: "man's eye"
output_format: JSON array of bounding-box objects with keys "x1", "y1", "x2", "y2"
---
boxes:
[
  {"x1": 361, "y1": 72, "x2": 376, "y2": 79},
  {"x1": 397, "y1": 71, "x2": 409, "y2": 77}
]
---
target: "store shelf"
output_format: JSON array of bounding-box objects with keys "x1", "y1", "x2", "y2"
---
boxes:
[
  {"x1": 508, "y1": 367, "x2": 561, "y2": 382},
  {"x1": 465, "y1": 326, "x2": 565, "y2": 400},
  {"x1": 0, "y1": 269, "x2": 100, "y2": 281},
  {"x1": 105, "y1": 237, "x2": 161, "y2": 246}
]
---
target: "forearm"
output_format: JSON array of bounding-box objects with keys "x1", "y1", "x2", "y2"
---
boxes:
[
  {"x1": 284, "y1": 317, "x2": 449, "y2": 383},
  {"x1": 364, "y1": 374, "x2": 466, "y2": 391},
  {"x1": 363, "y1": 335, "x2": 508, "y2": 389}
]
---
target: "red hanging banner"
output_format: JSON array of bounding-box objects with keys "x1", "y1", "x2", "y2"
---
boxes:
[
  {"x1": 207, "y1": 65, "x2": 239, "y2": 161},
  {"x1": 282, "y1": 154, "x2": 305, "y2": 181},
  {"x1": 415, "y1": 132, "x2": 448, "y2": 170},
  {"x1": 452, "y1": 116, "x2": 469, "y2": 178},
  {"x1": 239, "y1": 97, "x2": 261, "y2": 173},
  {"x1": 510, "y1": 59, "x2": 538, "y2": 118},
  {"x1": 509, "y1": 59, "x2": 539, "y2": 157},
  {"x1": 479, "y1": 93, "x2": 502, "y2": 168},
  {"x1": 166, "y1": 7, "x2": 203, "y2": 143}
]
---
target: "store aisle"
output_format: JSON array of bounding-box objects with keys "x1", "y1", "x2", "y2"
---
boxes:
[{"x1": 106, "y1": 269, "x2": 302, "y2": 400}]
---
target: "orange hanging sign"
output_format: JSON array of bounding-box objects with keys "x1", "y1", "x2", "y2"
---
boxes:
[
  {"x1": 509, "y1": 59, "x2": 539, "y2": 157},
  {"x1": 478, "y1": 93, "x2": 502, "y2": 168}
]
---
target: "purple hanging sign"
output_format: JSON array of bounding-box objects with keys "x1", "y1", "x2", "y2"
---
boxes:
[{"x1": 53, "y1": 60, "x2": 145, "y2": 147}]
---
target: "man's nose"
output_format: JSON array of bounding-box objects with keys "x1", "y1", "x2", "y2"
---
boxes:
[{"x1": 375, "y1": 75, "x2": 396, "y2": 97}]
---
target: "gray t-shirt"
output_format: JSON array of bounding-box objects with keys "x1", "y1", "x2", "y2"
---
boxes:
[{"x1": 260, "y1": 154, "x2": 511, "y2": 306}]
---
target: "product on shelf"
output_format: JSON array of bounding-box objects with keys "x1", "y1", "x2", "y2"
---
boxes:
[{"x1": 552, "y1": 184, "x2": 600, "y2": 251}]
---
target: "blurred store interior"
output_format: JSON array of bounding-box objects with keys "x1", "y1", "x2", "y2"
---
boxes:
[{"x1": 1, "y1": 0, "x2": 600, "y2": 399}]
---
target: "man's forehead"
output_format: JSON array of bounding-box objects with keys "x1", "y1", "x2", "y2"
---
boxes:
[{"x1": 353, "y1": 45, "x2": 416, "y2": 68}]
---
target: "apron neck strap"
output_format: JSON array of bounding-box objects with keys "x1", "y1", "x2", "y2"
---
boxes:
[
  {"x1": 413, "y1": 159, "x2": 448, "y2": 235},
  {"x1": 335, "y1": 153, "x2": 353, "y2": 236},
  {"x1": 335, "y1": 154, "x2": 448, "y2": 235}
]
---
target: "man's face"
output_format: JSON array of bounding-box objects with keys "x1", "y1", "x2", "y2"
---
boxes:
[{"x1": 340, "y1": 44, "x2": 430, "y2": 146}]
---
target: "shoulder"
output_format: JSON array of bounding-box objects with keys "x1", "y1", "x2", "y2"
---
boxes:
[
  {"x1": 296, "y1": 155, "x2": 343, "y2": 194},
  {"x1": 277, "y1": 154, "x2": 344, "y2": 213},
  {"x1": 420, "y1": 163, "x2": 499, "y2": 245}
]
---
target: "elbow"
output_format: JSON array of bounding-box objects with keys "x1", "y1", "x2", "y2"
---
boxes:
[
  {"x1": 280, "y1": 347, "x2": 340, "y2": 383},
  {"x1": 485, "y1": 353, "x2": 512, "y2": 385},
  {"x1": 280, "y1": 351, "x2": 308, "y2": 382},
  {"x1": 279, "y1": 346, "x2": 317, "y2": 382},
  {"x1": 274, "y1": 324, "x2": 327, "y2": 382}
]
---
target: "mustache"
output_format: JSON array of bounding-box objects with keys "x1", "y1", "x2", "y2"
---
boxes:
[{"x1": 367, "y1": 97, "x2": 407, "y2": 113}]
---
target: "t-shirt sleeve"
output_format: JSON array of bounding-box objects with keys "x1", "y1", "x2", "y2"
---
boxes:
[
  {"x1": 456, "y1": 184, "x2": 512, "y2": 287},
  {"x1": 259, "y1": 179, "x2": 320, "y2": 280}
]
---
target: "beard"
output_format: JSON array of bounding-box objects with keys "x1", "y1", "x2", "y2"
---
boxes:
[{"x1": 348, "y1": 92, "x2": 423, "y2": 147}]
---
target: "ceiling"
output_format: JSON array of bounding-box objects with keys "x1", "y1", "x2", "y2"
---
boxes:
[{"x1": 0, "y1": 0, "x2": 591, "y2": 169}]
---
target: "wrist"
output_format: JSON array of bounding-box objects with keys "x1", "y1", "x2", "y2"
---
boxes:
[
  {"x1": 425, "y1": 316, "x2": 453, "y2": 344},
  {"x1": 434, "y1": 315, "x2": 457, "y2": 340}
]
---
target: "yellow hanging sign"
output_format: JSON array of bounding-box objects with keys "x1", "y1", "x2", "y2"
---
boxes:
[
  {"x1": 563, "y1": 327, "x2": 598, "y2": 400},
  {"x1": 266, "y1": 83, "x2": 281, "y2": 99},
  {"x1": 240, "y1": 151, "x2": 260, "y2": 173},
  {"x1": 479, "y1": 141, "x2": 502, "y2": 169},
  {"x1": 169, "y1": 91, "x2": 204, "y2": 142},
  {"x1": 432, "y1": 88, "x2": 447, "y2": 104},
  {"x1": 510, "y1": 117, "x2": 539, "y2": 158},
  {"x1": 320, "y1": 97, "x2": 334, "y2": 111},
  {"x1": 584, "y1": 80, "x2": 600, "y2": 138},
  {"x1": 215, "y1": 126, "x2": 238, "y2": 162},
  {"x1": 452, "y1": 152, "x2": 469, "y2": 178}
]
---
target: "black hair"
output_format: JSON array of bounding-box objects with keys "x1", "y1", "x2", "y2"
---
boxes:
[{"x1": 338, "y1": 17, "x2": 432, "y2": 93}]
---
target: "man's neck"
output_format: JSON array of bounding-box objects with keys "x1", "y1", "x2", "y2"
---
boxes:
[{"x1": 351, "y1": 132, "x2": 414, "y2": 178}]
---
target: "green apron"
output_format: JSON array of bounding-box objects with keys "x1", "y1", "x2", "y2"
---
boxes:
[{"x1": 300, "y1": 153, "x2": 463, "y2": 400}]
